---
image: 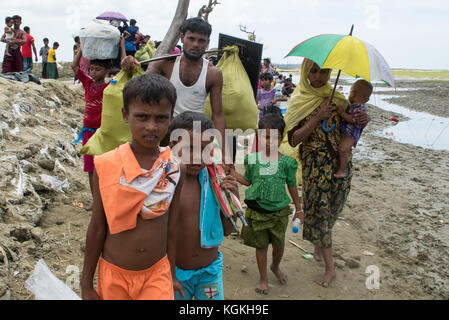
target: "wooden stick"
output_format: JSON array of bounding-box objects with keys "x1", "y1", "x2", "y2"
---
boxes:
[
  {"x1": 139, "y1": 49, "x2": 221, "y2": 65},
  {"x1": 288, "y1": 240, "x2": 308, "y2": 253}
]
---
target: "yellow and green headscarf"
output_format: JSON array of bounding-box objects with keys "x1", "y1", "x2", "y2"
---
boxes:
[{"x1": 279, "y1": 58, "x2": 348, "y2": 184}]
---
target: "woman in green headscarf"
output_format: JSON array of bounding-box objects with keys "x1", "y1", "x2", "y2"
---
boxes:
[{"x1": 284, "y1": 58, "x2": 368, "y2": 287}]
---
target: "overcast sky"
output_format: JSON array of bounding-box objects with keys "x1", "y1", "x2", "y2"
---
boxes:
[{"x1": 2, "y1": 0, "x2": 449, "y2": 70}]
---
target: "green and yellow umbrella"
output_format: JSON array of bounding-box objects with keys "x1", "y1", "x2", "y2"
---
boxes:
[
  {"x1": 286, "y1": 26, "x2": 394, "y2": 132},
  {"x1": 286, "y1": 30, "x2": 395, "y2": 88}
]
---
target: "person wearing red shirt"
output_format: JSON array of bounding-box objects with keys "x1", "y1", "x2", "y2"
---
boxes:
[
  {"x1": 22, "y1": 26, "x2": 37, "y2": 73},
  {"x1": 72, "y1": 48, "x2": 110, "y2": 211}
]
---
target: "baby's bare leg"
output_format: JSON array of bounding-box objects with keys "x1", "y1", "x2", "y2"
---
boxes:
[
  {"x1": 334, "y1": 134, "x2": 354, "y2": 178},
  {"x1": 6, "y1": 44, "x2": 11, "y2": 56}
]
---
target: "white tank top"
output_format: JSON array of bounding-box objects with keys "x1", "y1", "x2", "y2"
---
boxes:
[{"x1": 170, "y1": 56, "x2": 209, "y2": 117}]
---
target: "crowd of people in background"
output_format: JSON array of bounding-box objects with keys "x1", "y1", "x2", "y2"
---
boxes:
[{"x1": 1, "y1": 14, "x2": 60, "y2": 79}]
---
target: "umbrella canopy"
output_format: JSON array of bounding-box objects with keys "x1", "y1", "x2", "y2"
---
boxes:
[
  {"x1": 286, "y1": 34, "x2": 395, "y2": 87},
  {"x1": 96, "y1": 11, "x2": 128, "y2": 22}
]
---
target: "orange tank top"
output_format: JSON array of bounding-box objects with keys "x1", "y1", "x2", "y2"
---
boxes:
[{"x1": 94, "y1": 142, "x2": 181, "y2": 235}]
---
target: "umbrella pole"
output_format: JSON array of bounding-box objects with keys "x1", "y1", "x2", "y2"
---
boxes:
[
  {"x1": 329, "y1": 24, "x2": 353, "y2": 105},
  {"x1": 322, "y1": 24, "x2": 354, "y2": 132},
  {"x1": 329, "y1": 69, "x2": 342, "y2": 106}
]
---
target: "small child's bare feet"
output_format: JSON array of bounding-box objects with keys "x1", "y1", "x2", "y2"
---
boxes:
[
  {"x1": 255, "y1": 279, "x2": 269, "y2": 295},
  {"x1": 270, "y1": 265, "x2": 288, "y2": 285},
  {"x1": 314, "y1": 270, "x2": 336, "y2": 287},
  {"x1": 334, "y1": 169, "x2": 347, "y2": 179}
]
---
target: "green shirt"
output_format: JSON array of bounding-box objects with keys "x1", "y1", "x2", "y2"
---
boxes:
[{"x1": 244, "y1": 152, "x2": 298, "y2": 212}]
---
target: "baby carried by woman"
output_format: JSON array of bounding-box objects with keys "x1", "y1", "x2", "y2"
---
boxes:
[{"x1": 334, "y1": 79, "x2": 373, "y2": 178}]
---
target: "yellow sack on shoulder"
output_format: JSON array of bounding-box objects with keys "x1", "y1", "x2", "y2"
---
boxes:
[
  {"x1": 204, "y1": 46, "x2": 258, "y2": 131},
  {"x1": 81, "y1": 67, "x2": 146, "y2": 156}
]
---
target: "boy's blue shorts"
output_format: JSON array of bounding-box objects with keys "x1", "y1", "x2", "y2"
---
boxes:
[{"x1": 174, "y1": 251, "x2": 224, "y2": 300}]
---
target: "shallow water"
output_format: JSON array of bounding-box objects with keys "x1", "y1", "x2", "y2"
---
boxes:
[{"x1": 370, "y1": 95, "x2": 449, "y2": 151}]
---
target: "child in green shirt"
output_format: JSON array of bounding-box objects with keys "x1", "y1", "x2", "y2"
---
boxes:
[{"x1": 230, "y1": 113, "x2": 304, "y2": 295}]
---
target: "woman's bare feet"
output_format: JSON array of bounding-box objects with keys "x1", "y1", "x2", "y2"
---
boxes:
[
  {"x1": 313, "y1": 247, "x2": 323, "y2": 262},
  {"x1": 314, "y1": 270, "x2": 336, "y2": 287},
  {"x1": 255, "y1": 278, "x2": 269, "y2": 295},
  {"x1": 270, "y1": 265, "x2": 288, "y2": 285}
]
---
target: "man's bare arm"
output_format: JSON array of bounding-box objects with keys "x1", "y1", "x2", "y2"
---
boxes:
[
  {"x1": 208, "y1": 67, "x2": 230, "y2": 164},
  {"x1": 32, "y1": 40, "x2": 38, "y2": 61},
  {"x1": 71, "y1": 48, "x2": 82, "y2": 75},
  {"x1": 146, "y1": 59, "x2": 166, "y2": 75}
]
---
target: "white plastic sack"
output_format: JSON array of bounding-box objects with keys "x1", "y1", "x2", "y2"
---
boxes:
[
  {"x1": 79, "y1": 21, "x2": 120, "y2": 60},
  {"x1": 25, "y1": 259, "x2": 81, "y2": 300}
]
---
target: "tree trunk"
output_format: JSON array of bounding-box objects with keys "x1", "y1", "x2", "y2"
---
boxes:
[{"x1": 153, "y1": 0, "x2": 190, "y2": 58}]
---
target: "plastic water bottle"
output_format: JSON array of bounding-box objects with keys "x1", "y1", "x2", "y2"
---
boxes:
[
  {"x1": 291, "y1": 208, "x2": 302, "y2": 233},
  {"x1": 274, "y1": 88, "x2": 282, "y2": 107},
  {"x1": 292, "y1": 218, "x2": 302, "y2": 233}
]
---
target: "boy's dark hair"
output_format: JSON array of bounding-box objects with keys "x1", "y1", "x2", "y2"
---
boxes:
[
  {"x1": 130, "y1": 19, "x2": 137, "y2": 25},
  {"x1": 23, "y1": 26, "x2": 30, "y2": 32},
  {"x1": 90, "y1": 59, "x2": 111, "y2": 70},
  {"x1": 169, "y1": 111, "x2": 214, "y2": 131},
  {"x1": 5, "y1": 17, "x2": 12, "y2": 23},
  {"x1": 260, "y1": 72, "x2": 273, "y2": 81},
  {"x1": 53, "y1": 42, "x2": 59, "y2": 47},
  {"x1": 354, "y1": 79, "x2": 374, "y2": 94},
  {"x1": 43, "y1": 38, "x2": 49, "y2": 42},
  {"x1": 263, "y1": 105, "x2": 283, "y2": 118},
  {"x1": 74, "y1": 36, "x2": 80, "y2": 42},
  {"x1": 259, "y1": 113, "x2": 285, "y2": 136},
  {"x1": 11, "y1": 15, "x2": 21, "y2": 21},
  {"x1": 123, "y1": 74, "x2": 177, "y2": 113},
  {"x1": 169, "y1": 111, "x2": 215, "y2": 140},
  {"x1": 181, "y1": 17, "x2": 212, "y2": 37}
]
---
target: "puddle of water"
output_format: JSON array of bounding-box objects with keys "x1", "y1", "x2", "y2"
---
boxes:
[{"x1": 372, "y1": 95, "x2": 449, "y2": 151}]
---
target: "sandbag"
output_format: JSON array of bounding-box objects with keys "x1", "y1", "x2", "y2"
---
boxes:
[
  {"x1": 79, "y1": 21, "x2": 120, "y2": 60},
  {"x1": 204, "y1": 46, "x2": 258, "y2": 132},
  {"x1": 81, "y1": 67, "x2": 146, "y2": 156}
]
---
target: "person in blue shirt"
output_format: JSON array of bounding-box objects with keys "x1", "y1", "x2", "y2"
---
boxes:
[{"x1": 124, "y1": 19, "x2": 141, "y2": 56}]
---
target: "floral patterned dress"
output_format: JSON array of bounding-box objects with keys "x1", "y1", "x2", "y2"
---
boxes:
[{"x1": 289, "y1": 111, "x2": 353, "y2": 248}]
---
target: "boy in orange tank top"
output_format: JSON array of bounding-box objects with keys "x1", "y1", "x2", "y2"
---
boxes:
[{"x1": 81, "y1": 74, "x2": 185, "y2": 300}]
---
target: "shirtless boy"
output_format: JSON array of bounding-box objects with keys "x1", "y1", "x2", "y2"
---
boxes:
[
  {"x1": 169, "y1": 111, "x2": 238, "y2": 300},
  {"x1": 81, "y1": 74, "x2": 185, "y2": 300}
]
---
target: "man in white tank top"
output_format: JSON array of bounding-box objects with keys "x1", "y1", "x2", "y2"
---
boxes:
[{"x1": 121, "y1": 18, "x2": 229, "y2": 163}]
